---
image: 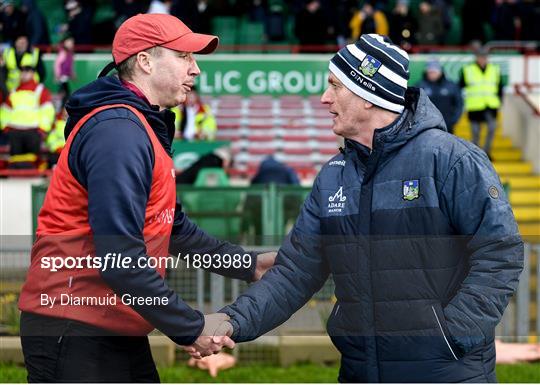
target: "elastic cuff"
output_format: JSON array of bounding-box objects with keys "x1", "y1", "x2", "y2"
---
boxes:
[
  {"x1": 218, "y1": 309, "x2": 240, "y2": 341},
  {"x1": 169, "y1": 310, "x2": 205, "y2": 346},
  {"x1": 246, "y1": 252, "x2": 258, "y2": 282},
  {"x1": 229, "y1": 318, "x2": 240, "y2": 340}
]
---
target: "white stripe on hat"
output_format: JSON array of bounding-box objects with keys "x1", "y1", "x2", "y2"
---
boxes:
[
  {"x1": 346, "y1": 44, "x2": 408, "y2": 88},
  {"x1": 360, "y1": 35, "x2": 408, "y2": 73},
  {"x1": 368, "y1": 34, "x2": 409, "y2": 61},
  {"x1": 346, "y1": 43, "x2": 366, "y2": 60},
  {"x1": 337, "y1": 52, "x2": 404, "y2": 100},
  {"x1": 329, "y1": 62, "x2": 404, "y2": 113}
]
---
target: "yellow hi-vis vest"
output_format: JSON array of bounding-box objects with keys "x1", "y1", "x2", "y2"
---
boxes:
[
  {"x1": 3, "y1": 47, "x2": 41, "y2": 92},
  {"x1": 172, "y1": 104, "x2": 217, "y2": 140},
  {"x1": 3, "y1": 84, "x2": 55, "y2": 132},
  {"x1": 46, "y1": 119, "x2": 66, "y2": 153},
  {"x1": 463, "y1": 63, "x2": 501, "y2": 112}
]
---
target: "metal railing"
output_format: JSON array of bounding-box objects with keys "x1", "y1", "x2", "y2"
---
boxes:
[{"x1": 1, "y1": 184, "x2": 537, "y2": 347}]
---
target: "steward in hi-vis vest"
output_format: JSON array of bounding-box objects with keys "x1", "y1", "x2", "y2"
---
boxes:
[
  {"x1": 462, "y1": 62, "x2": 501, "y2": 112},
  {"x1": 459, "y1": 47, "x2": 503, "y2": 157},
  {"x1": 45, "y1": 111, "x2": 67, "y2": 167},
  {"x1": 3, "y1": 35, "x2": 45, "y2": 92},
  {"x1": 0, "y1": 66, "x2": 54, "y2": 168}
]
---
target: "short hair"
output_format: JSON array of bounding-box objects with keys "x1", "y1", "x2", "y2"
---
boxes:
[{"x1": 117, "y1": 46, "x2": 162, "y2": 80}]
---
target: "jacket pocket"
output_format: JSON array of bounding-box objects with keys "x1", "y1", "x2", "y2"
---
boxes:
[{"x1": 431, "y1": 304, "x2": 460, "y2": 361}]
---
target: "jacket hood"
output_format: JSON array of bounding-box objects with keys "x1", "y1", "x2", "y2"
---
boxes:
[
  {"x1": 64, "y1": 75, "x2": 176, "y2": 154},
  {"x1": 393, "y1": 86, "x2": 447, "y2": 138},
  {"x1": 345, "y1": 87, "x2": 447, "y2": 158}
]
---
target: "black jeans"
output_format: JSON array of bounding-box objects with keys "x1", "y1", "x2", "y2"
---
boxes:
[{"x1": 20, "y1": 312, "x2": 160, "y2": 383}]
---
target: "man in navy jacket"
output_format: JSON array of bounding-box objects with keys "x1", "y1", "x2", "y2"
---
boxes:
[
  {"x1": 415, "y1": 59, "x2": 463, "y2": 134},
  {"x1": 190, "y1": 35, "x2": 524, "y2": 382}
]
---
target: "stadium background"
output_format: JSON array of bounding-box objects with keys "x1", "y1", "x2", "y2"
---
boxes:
[{"x1": 1, "y1": 0, "x2": 540, "y2": 382}]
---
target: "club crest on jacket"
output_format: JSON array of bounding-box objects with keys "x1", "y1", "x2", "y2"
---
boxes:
[{"x1": 403, "y1": 180, "x2": 419, "y2": 201}]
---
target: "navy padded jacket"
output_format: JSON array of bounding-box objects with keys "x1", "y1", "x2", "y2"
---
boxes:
[{"x1": 221, "y1": 88, "x2": 523, "y2": 383}]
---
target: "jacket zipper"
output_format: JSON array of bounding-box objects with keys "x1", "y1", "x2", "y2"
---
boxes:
[{"x1": 431, "y1": 305, "x2": 459, "y2": 361}]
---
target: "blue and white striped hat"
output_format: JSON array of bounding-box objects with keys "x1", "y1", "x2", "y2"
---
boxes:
[{"x1": 329, "y1": 34, "x2": 410, "y2": 113}]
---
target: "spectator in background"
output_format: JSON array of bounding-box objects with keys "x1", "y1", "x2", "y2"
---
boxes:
[
  {"x1": 196, "y1": 0, "x2": 214, "y2": 34},
  {"x1": 389, "y1": 0, "x2": 416, "y2": 50},
  {"x1": 492, "y1": 0, "x2": 521, "y2": 41},
  {"x1": 460, "y1": 47, "x2": 503, "y2": 159},
  {"x1": 295, "y1": 0, "x2": 328, "y2": 52},
  {"x1": 148, "y1": 0, "x2": 172, "y2": 14},
  {"x1": 519, "y1": 0, "x2": 540, "y2": 41},
  {"x1": 113, "y1": 0, "x2": 151, "y2": 29},
  {"x1": 519, "y1": 0, "x2": 540, "y2": 42},
  {"x1": 0, "y1": 65, "x2": 54, "y2": 169},
  {"x1": 349, "y1": 0, "x2": 389, "y2": 40},
  {"x1": 431, "y1": 0, "x2": 452, "y2": 40},
  {"x1": 173, "y1": 86, "x2": 217, "y2": 141},
  {"x1": 0, "y1": 53, "x2": 8, "y2": 147},
  {"x1": 0, "y1": 1, "x2": 26, "y2": 44},
  {"x1": 246, "y1": 155, "x2": 301, "y2": 238},
  {"x1": 46, "y1": 108, "x2": 68, "y2": 168},
  {"x1": 328, "y1": 0, "x2": 355, "y2": 47},
  {"x1": 54, "y1": 36, "x2": 76, "y2": 110},
  {"x1": 0, "y1": 53, "x2": 7, "y2": 102},
  {"x1": 415, "y1": 1, "x2": 444, "y2": 45},
  {"x1": 252, "y1": 155, "x2": 300, "y2": 185},
  {"x1": 3, "y1": 35, "x2": 45, "y2": 92},
  {"x1": 415, "y1": 59, "x2": 463, "y2": 134},
  {"x1": 236, "y1": 0, "x2": 268, "y2": 23},
  {"x1": 176, "y1": 147, "x2": 232, "y2": 184},
  {"x1": 461, "y1": 0, "x2": 494, "y2": 44},
  {"x1": 20, "y1": 0, "x2": 50, "y2": 46},
  {"x1": 65, "y1": 0, "x2": 94, "y2": 46},
  {"x1": 265, "y1": 0, "x2": 287, "y2": 42},
  {"x1": 171, "y1": 0, "x2": 213, "y2": 34}
]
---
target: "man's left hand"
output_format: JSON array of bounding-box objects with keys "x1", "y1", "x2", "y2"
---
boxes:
[{"x1": 253, "y1": 251, "x2": 277, "y2": 281}]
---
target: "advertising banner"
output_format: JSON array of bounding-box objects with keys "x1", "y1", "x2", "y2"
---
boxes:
[{"x1": 43, "y1": 53, "x2": 520, "y2": 96}]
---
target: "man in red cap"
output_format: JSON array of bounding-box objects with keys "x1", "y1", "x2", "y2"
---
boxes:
[{"x1": 18, "y1": 14, "x2": 274, "y2": 382}]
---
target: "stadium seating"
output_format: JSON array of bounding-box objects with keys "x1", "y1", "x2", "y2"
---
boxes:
[
  {"x1": 211, "y1": 95, "x2": 340, "y2": 179},
  {"x1": 211, "y1": 94, "x2": 540, "y2": 246}
]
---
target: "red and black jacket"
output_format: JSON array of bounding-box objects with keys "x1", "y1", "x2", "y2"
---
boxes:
[{"x1": 19, "y1": 76, "x2": 256, "y2": 344}]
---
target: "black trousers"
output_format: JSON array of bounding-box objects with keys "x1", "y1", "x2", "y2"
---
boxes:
[
  {"x1": 7, "y1": 129, "x2": 41, "y2": 168},
  {"x1": 58, "y1": 81, "x2": 71, "y2": 109},
  {"x1": 20, "y1": 312, "x2": 160, "y2": 383}
]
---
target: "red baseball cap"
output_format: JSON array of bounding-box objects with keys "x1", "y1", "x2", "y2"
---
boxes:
[{"x1": 112, "y1": 13, "x2": 219, "y2": 64}]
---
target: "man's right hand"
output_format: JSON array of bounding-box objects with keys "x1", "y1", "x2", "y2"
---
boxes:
[{"x1": 183, "y1": 313, "x2": 235, "y2": 359}]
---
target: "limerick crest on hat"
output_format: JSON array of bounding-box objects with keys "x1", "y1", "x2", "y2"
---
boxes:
[
  {"x1": 403, "y1": 180, "x2": 419, "y2": 201},
  {"x1": 360, "y1": 55, "x2": 382, "y2": 77}
]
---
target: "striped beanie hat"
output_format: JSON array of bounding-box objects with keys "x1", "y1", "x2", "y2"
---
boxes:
[{"x1": 329, "y1": 34, "x2": 410, "y2": 113}]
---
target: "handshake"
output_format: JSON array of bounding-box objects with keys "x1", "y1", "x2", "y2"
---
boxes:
[
  {"x1": 181, "y1": 251, "x2": 278, "y2": 359},
  {"x1": 182, "y1": 313, "x2": 234, "y2": 359}
]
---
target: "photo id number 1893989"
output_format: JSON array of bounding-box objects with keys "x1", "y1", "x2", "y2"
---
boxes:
[{"x1": 182, "y1": 253, "x2": 252, "y2": 269}]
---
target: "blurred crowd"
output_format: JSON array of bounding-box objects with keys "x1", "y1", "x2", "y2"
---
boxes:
[
  {"x1": 0, "y1": 0, "x2": 522, "y2": 171},
  {"x1": 1, "y1": 0, "x2": 539, "y2": 50}
]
